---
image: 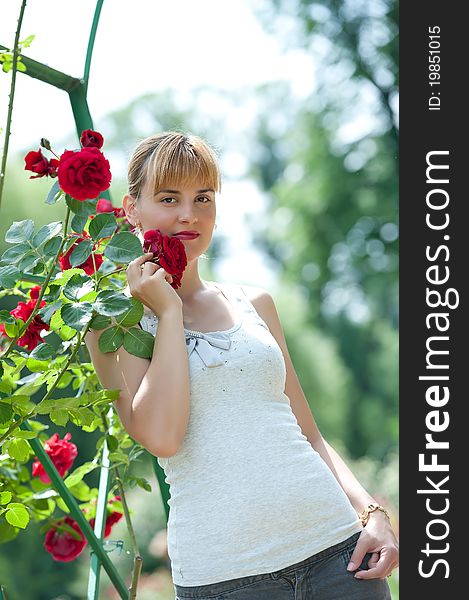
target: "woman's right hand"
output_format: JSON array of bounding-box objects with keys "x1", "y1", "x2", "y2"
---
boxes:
[{"x1": 126, "y1": 253, "x2": 183, "y2": 316}]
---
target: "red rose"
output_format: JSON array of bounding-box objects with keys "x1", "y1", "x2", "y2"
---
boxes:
[
  {"x1": 32, "y1": 432, "x2": 78, "y2": 484},
  {"x1": 24, "y1": 149, "x2": 59, "y2": 179},
  {"x1": 0, "y1": 287, "x2": 50, "y2": 351},
  {"x1": 80, "y1": 129, "x2": 104, "y2": 149},
  {"x1": 96, "y1": 198, "x2": 113, "y2": 213},
  {"x1": 59, "y1": 234, "x2": 104, "y2": 275},
  {"x1": 96, "y1": 198, "x2": 126, "y2": 218},
  {"x1": 142, "y1": 229, "x2": 187, "y2": 289},
  {"x1": 89, "y1": 496, "x2": 123, "y2": 537},
  {"x1": 29, "y1": 285, "x2": 42, "y2": 300},
  {"x1": 44, "y1": 516, "x2": 87, "y2": 562},
  {"x1": 57, "y1": 147, "x2": 111, "y2": 201}
]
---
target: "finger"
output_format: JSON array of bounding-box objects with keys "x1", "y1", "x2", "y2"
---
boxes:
[
  {"x1": 141, "y1": 260, "x2": 159, "y2": 274},
  {"x1": 127, "y1": 253, "x2": 153, "y2": 271},
  {"x1": 367, "y1": 552, "x2": 380, "y2": 569},
  {"x1": 354, "y1": 552, "x2": 391, "y2": 580},
  {"x1": 354, "y1": 564, "x2": 388, "y2": 580},
  {"x1": 155, "y1": 268, "x2": 173, "y2": 283},
  {"x1": 346, "y1": 538, "x2": 369, "y2": 572}
]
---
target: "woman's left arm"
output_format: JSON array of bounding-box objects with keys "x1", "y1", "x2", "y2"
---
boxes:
[{"x1": 249, "y1": 286, "x2": 399, "y2": 580}]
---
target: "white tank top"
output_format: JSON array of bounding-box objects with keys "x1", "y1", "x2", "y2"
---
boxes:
[{"x1": 139, "y1": 282, "x2": 363, "y2": 586}]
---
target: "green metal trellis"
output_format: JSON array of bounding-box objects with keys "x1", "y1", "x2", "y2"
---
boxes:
[{"x1": 1, "y1": 2, "x2": 170, "y2": 598}]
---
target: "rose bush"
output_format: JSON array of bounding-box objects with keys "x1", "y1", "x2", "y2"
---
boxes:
[{"x1": 0, "y1": 129, "x2": 183, "y2": 587}]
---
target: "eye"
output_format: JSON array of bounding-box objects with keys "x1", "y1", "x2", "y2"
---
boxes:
[
  {"x1": 160, "y1": 197, "x2": 176, "y2": 204},
  {"x1": 197, "y1": 195, "x2": 211, "y2": 203}
]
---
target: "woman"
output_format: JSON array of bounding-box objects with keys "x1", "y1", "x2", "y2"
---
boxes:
[{"x1": 85, "y1": 131, "x2": 399, "y2": 599}]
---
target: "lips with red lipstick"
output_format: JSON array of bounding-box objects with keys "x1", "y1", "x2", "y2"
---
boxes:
[{"x1": 172, "y1": 230, "x2": 200, "y2": 240}]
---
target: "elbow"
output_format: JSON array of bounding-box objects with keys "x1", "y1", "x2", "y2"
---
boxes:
[
  {"x1": 146, "y1": 441, "x2": 180, "y2": 459},
  {"x1": 129, "y1": 426, "x2": 183, "y2": 459},
  {"x1": 142, "y1": 438, "x2": 181, "y2": 459}
]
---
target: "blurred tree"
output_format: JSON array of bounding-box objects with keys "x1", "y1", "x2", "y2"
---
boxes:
[{"x1": 246, "y1": 0, "x2": 399, "y2": 458}]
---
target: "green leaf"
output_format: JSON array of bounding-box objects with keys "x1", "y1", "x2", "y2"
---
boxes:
[
  {"x1": 29, "y1": 343, "x2": 56, "y2": 360},
  {"x1": 0, "y1": 404, "x2": 13, "y2": 426},
  {"x1": 44, "y1": 284, "x2": 62, "y2": 302},
  {"x1": 104, "y1": 232, "x2": 143, "y2": 264},
  {"x1": 68, "y1": 480, "x2": 93, "y2": 501},
  {"x1": 136, "y1": 477, "x2": 152, "y2": 492},
  {"x1": 0, "y1": 310, "x2": 15, "y2": 325},
  {"x1": 123, "y1": 327, "x2": 154, "y2": 358},
  {"x1": 0, "y1": 520, "x2": 19, "y2": 542},
  {"x1": 0, "y1": 265, "x2": 20, "y2": 288},
  {"x1": 106, "y1": 434, "x2": 119, "y2": 452},
  {"x1": 43, "y1": 235, "x2": 62, "y2": 257},
  {"x1": 18, "y1": 252, "x2": 41, "y2": 272},
  {"x1": 50, "y1": 409, "x2": 69, "y2": 426},
  {"x1": 63, "y1": 273, "x2": 94, "y2": 301},
  {"x1": 13, "y1": 430, "x2": 38, "y2": 440},
  {"x1": 0, "y1": 491, "x2": 13, "y2": 505},
  {"x1": 1, "y1": 243, "x2": 31, "y2": 264},
  {"x1": 89, "y1": 213, "x2": 117, "y2": 241},
  {"x1": 65, "y1": 196, "x2": 97, "y2": 216},
  {"x1": 68, "y1": 407, "x2": 95, "y2": 427},
  {"x1": 36, "y1": 398, "x2": 80, "y2": 417},
  {"x1": 98, "y1": 326, "x2": 124, "y2": 353},
  {"x1": 4, "y1": 438, "x2": 31, "y2": 461},
  {"x1": 45, "y1": 180, "x2": 62, "y2": 205},
  {"x1": 64, "y1": 461, "x2": 97, "y2": 488},
  {"x1": 20, "y1": 34, "x2": 35, "y2": 48},
  {"x1": 109, "y1": 451, "x2": 129, "y2": 464},
  {"x1": 115, "y1": 297, "x2": 144, "y2": 327},
  {"x1": 61, "y1": 302, "x2": 94, "y2": 330},
  {"x1": 38, "y1": 300, "x2": 61, "y2": 324},
  {"x1": 25, "y1": 358, "x2": 50, "y2": 373},
  {"x1": 71, "y1": 213, "x2": 88, "y2": 234},
  {"x1": 5, "y1": 503, "x2": 30, "y2": 529},
  {"x1": 5, "y1": 220, "x2": 35, "y2": 244},
  {"x1": 69, "y1": 239, "x2": 93, "y2": 268},
  {"x1": 94, "y1": 290, "x2": 132, "y2": 316},
  {"x1": 50, "y1": 310, "x2": 76, "y2": 341},
  {"x1": 32, "y1": 222, "x2": 62, "y2": 247},
  {"x1": 89, "y1": 314, "x2": 111, "y2": 330},
  {"x1": 4, "y1": 319, "x2": 21, "y2": 338}
]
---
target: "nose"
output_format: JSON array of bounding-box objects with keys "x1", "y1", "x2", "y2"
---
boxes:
[{"x1": 177, "y1": 204, "x2": 198, "y2": 224}]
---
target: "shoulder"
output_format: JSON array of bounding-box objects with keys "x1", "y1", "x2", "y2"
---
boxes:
[
  {"x1": 237, "y1": 284, "x2": 282, "y2": 331},
  {"x1": 238, "y1": 283, "x2": 273, "y2": 307}
]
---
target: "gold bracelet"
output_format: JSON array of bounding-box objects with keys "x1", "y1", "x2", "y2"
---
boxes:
[{"x1": 359, "y1": 503, "x2": 390, "y2": 526}]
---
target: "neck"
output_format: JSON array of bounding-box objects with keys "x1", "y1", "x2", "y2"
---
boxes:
[{"x1": 176, "y1": 259, "x2": 210, "y2": 302}]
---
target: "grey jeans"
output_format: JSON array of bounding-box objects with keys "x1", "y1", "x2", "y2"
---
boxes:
[{"x1": 174, "y1": 532, "x2": 392, "y2": 600}]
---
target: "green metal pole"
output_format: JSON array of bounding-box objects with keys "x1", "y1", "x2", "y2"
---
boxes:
[
  {"x1": 87, "y1": 409, "x2": 113, "y2": 600},
  {"x1": 83, "y1": 0, "x2": 105, "y2": 94}
]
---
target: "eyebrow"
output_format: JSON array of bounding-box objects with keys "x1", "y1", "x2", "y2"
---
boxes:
[{"x1": 156, "y1": 188, "x2": 215, "y2": 194}]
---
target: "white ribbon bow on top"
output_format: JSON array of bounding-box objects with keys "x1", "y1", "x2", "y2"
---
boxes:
[{"x1": 185, "y1": 330, "x2": 232, "y2": 367}]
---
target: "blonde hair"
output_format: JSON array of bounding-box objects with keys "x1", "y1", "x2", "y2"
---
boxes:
[{"x1": 127, "y1": 131, "x2": 221, "y2": 201}]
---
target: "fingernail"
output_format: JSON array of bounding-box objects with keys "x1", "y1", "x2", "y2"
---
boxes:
[
  {"x1": 354, "y1": 574, "x2": 363, "y2": 579},
  {"x1": 347, "y1": 562, "x2": 355, "y2": 571}
]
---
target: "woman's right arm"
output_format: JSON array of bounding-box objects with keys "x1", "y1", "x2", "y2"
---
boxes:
[{"x1": 84, "y1": 254, "x2": 190, "y2": 458}]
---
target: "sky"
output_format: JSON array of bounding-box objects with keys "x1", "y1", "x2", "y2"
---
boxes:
[{"x1": 1, "y1": 0, "x2": 316, "y2": 288}]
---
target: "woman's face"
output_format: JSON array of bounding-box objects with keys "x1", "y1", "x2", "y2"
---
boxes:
[{"x1": 123, "y1": 178, "x2": 217, "y2": 262}]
